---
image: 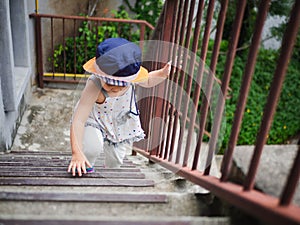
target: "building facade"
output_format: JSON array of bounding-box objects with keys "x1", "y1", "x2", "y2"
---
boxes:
[{"x1": 0, "y1": 0, "x2": 36, "y2": 150}]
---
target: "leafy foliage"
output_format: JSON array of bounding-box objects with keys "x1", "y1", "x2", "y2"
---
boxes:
[
  {"x1": 123, "y1": 0, "x2": 163, "y2": 26},
  {"x1": 48, "y1": 8, "x2": 141, "y2": 74},
  {"x1": 214, "y1": 45, "x2": 300, "y2": 151}
]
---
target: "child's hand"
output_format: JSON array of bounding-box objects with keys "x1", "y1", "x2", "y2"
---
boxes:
[
  {"x1": 67, "y1": 152, "x2": 92, "y2": 177},
  {"x1": 161, "y1": 61, "x2": 171, "y2": 78}
]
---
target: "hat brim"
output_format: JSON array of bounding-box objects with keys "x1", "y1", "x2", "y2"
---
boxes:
[{"x1": 83, "y1": 57, "x2": 149, "y2": 83}]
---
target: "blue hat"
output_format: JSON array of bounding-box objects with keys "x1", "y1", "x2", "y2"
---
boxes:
[{"x1": 83, "y1": 38, "x2": 148, "y2": 86}]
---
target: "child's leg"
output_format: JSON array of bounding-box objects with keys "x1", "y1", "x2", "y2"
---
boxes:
[
  {"x1": 103, "y1": 142, "x2": 130, "y2": 168},
  {"x1": 82, "y1": 126, "x2": 103, "y2": 166}
]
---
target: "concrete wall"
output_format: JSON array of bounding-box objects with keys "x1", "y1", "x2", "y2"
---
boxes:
[
  {"x1": 0, "y1": 0, "x2": 130, "y2": 150},
  {"x1": 0, "y1": 0, "x2": 35, "y2": 150}
]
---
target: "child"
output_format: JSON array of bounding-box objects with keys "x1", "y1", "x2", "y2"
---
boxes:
[{"x1": 68, "y1": 38, "x2": 171, "y2": 176}]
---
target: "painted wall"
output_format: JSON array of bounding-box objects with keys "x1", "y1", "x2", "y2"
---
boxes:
[
  {"x1": 0, "y1": 0, "x2": 35, "y2": 150},
  {"x1": 0, "y1": 0, "x2": 127, "y2": 150}
]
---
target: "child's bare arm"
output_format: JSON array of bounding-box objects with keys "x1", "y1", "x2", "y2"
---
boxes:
[
  {"x1": 68, "y1": 80, "x2": 100, "y2": 176},
  {"x1": 138, "y1": 61, "x2": 171, "y2": 88}
]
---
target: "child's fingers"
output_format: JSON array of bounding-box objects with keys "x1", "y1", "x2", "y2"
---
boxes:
[
  {"x1": 67, "y1": 163, "x2": 72, "y2": 173},
  {"x1": 77, "y1": 166, "x2": 82, "y2": 177},
  {"x1": 164, "y1": 61, "x2": 171, "y2": 76},
  {"x1": 72, "y1": 164, "x2": 77, "y2": 176},
  {"x1": 82, "y1": 163, "x2": 87, "y2": 174},
  {"x1": 86, "y1": 160, "x2": 92, "y2": 169}
]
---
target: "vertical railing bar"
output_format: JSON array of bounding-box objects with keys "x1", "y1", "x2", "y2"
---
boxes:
[
  {"x1": 164, "y1": 0, "x2": 184, "y2": 160},
  {"x1": 169, "y1": 0, "x2": 190, "y2": 162},
  {"x1": 35, "y1": 15, "x2": 44, "y2": 88},
  {"x1": 220, "y1": 0, "x2": 271, "y2": 182},
  {"x1": 134, "y1": 23, "x2": 147, "y2": 155},
  {"x1": 117, "y1": 22, "x2": 121, "y2": 37},
  {"x1": 149, "y1": 29, "x2": 163, "y2": 155},
  {"x1": 191, "y1": 0, "x2": 228, "y2": 170},
  {"x1": 243, "y1": 0, "x2": 300, "y2": 191},
  {"x1": 96, "y1": 21, "x2": 99, "y2": 48},
  {"x1": 139, "y1": 24, "x2": 145, "y2": 49},
  {"x1": 182, "y1": 0, "x2": 213, "y2": 167},
  {"x1": 280, "y1": 145, "x2": 300, "y2": 206},
  {"x1": 203, "y1": 0, "x2": 247, "y2": 175},
  {"x1": 174, "y1": 0, "x2": 197, "y2": 164},
  {"x1": 153, "y1": 7, "x2": 170, "y2": 157},
  {"x1": 51, "y1": 17, "x2": 54, "y2": 78},
  {"x1": 154, "y1": 4, "x2": 171, "y2": 157},
  {"x1": 138, "y1": 3, "x2": 166, "y2": 153},
  {"x1": 62, "y1": 18, "x2": 66, "y2": 79},
  {"x1": 84, "y1": 19, "x2": 88, "y2": 63},
  {"x1": 183, "y1": 0, "x2": 204, "y2": 163},
  {"x1": 73, "y1": 19, "x2": 77, "y2": 79},
  {"x1": 159, "y1": 0, "x2": 179, "y2": 159}
]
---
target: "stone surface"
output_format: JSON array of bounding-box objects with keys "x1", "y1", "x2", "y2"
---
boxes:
[
  {"x1": 231, "y1": 144, "x2": 300, "y2": 206},
  {"x1": 12, "y1": 87, "x2": 77, "y2": 152},
  {"x1": 6, "y1": 87, "x2": 230, "y2": 223}
]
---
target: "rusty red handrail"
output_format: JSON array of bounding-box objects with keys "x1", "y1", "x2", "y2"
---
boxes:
[
  {"x1": 29, "y1": 13, "x2": 154, "y2": 88},
  {"x1": 135, "y1": 0, "x2": 300, "y2": 225},
  {"x1": 29, "y1": 13, "x2": 154, "y2": 29}
]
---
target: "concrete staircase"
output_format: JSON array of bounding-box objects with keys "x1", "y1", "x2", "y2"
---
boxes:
[
  {"x1": 0, "y1": 149, "x2": 230, "y2": 225},
  {"x1": 0, "y1": 88, "x2": 230, "y2": 224}
]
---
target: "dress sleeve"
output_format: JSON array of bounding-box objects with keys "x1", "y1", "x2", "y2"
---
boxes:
[{"x1": 88, "y1": 74, "x2": 102, "y2": 90}]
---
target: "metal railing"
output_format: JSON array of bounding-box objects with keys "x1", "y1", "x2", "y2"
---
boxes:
[
  {"x1": 29, "y1": 1, "x2": 300, "y2": 224},
  {"x1": 134, "y1": 0, "x2": 300, "y2": 225},
  {"x1": 29, "y1": 13, "x2": 154, "y2": 88}
]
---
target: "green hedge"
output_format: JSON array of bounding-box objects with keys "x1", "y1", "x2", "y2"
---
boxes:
[{"x1": 216, "y1": 46, "x2": 300, "y2": 151}]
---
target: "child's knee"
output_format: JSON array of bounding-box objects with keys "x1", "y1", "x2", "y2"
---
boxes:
[
  {"x1": 82, "y1": 126, "x2": 103, "y2": 164},
  {"x1": 104, "y1": 142, "x2": 130, "y2": 168}
]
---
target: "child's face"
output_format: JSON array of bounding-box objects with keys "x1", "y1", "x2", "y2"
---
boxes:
[{"x1": 101, "y1": 82, "x2": 128, "y2": 93}]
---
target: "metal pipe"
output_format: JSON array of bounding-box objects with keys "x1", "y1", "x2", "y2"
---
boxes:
[
  {"x1": 35, "y1": 0, "x2": 39, "y2": 14},
  {"x1": 134, "y1": 147, "x2": 300, "y2": 225},
  {"x1": 221, "y1": 0, "x2": 271, "y2": 182},
  {"x1": 191, "y1": 0, "x2": 228, "y2": 170},
  {"x1": 243, "y1": 0, "x2": 300, "y2": 191},
  {"x1": 204, "y1": 0, "x2": 247, "y2": 175},
  {"x1": 182, "y1": 0, "x2": 212, "y2": 167},
  {"x1": 280, "y1": 145, "x2": 300, "y2": 206},
  {"x1": 168, "y1": 0, "x2": 190, "y2": 162},
  {"x1": 174, "y1": 0, "x2": 196, "y2": 164},
  {"x1": 29, "y1": 13, "x2": 154, "y2": 30}
]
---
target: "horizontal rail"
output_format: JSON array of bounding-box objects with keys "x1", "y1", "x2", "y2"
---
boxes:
[
  {"x1": 135, "y1": 0, "x2": 300, "y2": 224},
  {"x1": 134, "y1": 147, "x2": 300, "y2": 225},
  {"x1": 29, "y1": 13, "x2": 154, "y2": 30},
  {"x1": 29, "y1": 13, "x2": 154, "y2": 88}
]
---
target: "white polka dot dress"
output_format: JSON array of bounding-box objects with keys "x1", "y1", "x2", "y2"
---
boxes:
[{"x1": 85, "y1": 75, "x2": 145, "y2": 144}]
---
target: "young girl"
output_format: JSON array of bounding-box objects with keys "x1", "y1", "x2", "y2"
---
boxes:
[{"x1": 68, "y1": 38, "x2": 171, "y2": 176}]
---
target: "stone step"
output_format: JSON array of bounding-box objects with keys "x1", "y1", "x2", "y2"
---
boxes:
[
  {"x1": 0, "y1": 191, "x2": 168, "y2": 203},
  {"x1": 0, "y1": 151, "x2": 228, "y2": 222},
  {"x1": 0, "y1": 216, "x2": 230, "y2": 225},
  {"x1": 0, "y1": 192, "x2": 202, "y2": 217}
]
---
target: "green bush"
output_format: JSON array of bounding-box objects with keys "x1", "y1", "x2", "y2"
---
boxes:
[
  {"x1": 48, "y1": 8, "x2": 139, "y2": 74},
  {"x1": 215, "y1": 46, "x2": 300, "y2": 151}
]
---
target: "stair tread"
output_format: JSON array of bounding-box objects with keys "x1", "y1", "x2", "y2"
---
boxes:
[{"x1": 0, "y1": 191, "x2": 168, "y2": 203}]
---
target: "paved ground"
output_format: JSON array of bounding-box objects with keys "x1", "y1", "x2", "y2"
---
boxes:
[{"x1": 12, "y1": 87, "x2": 78, "y2": 152}]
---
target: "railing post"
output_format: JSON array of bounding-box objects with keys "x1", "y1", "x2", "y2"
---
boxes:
[
  {"x1": 148, "y1": 0, "x2": 176, "y2": 156},
  {"x1": 35, "y1": 14, "x2": 44, "y2": 88},
  {"x1": 220, "y1": 0, "x2": 271, "y2": 182},
  {"x1": 243, "y1": 0, "x2": 300, "y2": 191}
]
